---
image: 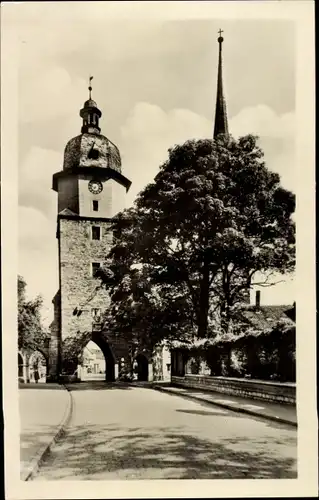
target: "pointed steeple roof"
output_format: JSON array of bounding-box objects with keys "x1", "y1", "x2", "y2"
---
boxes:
[{"x1": 213, "y1": 30, "x2": 229, "y2": 138}]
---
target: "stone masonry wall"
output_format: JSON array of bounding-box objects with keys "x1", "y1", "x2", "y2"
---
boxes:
[
  {"x1": 59, "y1": 217, "x2": 112, "y2": 342},
  {"x1": 171, "y1": 375, "x2": 296, "y2": 405}
]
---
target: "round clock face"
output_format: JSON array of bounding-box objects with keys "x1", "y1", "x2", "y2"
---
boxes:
[{"x1": 88, "y1": 180, "x2": 103, "y2": 194}]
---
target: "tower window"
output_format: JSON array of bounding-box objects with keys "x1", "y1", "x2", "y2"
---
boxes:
[
  {"x1": 92, "y1": 226, "x2": 101, "y2": 240},
  {"x1": 91, "y1": 262, "x2": 101, "y2": 278},
  {"x1": 88, "y1": 147, "x2": 99, "y2": 160},
  {"x1": 92, "y1": 200, "x2": 99, "y2": 212},
  {"x1": 92, "y1": 308, "x2": 101, "y2": 321}
]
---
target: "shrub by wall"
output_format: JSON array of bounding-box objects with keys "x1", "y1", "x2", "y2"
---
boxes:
[{"x1": 173, "y1": 321, "x2": 296, "y2": 382}]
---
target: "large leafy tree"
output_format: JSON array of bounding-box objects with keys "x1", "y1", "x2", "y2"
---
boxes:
[
  {"x1": 102, "y1": 260, "x2": 194, "y2": 354},
  {"x1": 103, "y1": 134, "x2": 295, "y2": 342},
  {"x1": 18, "y1": 275, "x2": 48, "y2": 351}
]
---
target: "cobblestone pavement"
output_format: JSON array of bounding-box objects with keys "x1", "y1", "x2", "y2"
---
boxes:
[{"x1": 34, "y1": 382, "x2": 297, "y2": 480}]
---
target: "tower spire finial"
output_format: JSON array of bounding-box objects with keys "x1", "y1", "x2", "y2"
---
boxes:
[
  {"x1": 80, "y1": 76, "x2": 102, "y2": 134},
  {"x1": 89, "y1": 75, "x2": 93, "y2": 99},
  {"x1": 213, "y1": 29, "x2": 229, "y2": 138}
]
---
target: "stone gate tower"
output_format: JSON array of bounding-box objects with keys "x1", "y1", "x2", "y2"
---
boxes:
[{"x1": 48, "y1": 83, "x2": 131, "y2": 381}]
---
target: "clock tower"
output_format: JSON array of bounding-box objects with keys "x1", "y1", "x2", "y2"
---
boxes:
[{"x1": 48, "y1": 84, "x2": 131, "y2": 381}]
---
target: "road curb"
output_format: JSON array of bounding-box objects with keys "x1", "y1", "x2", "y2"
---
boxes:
[
  {"x1": 152, "y1": 385, "x2": 297, "y2": 428},
  {"x1": 21, "y1": 385, "x2": 74, "y2": 481}
]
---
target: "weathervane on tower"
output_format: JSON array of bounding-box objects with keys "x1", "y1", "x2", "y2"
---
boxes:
[{"x1": 89, "y1": 75, "x2": 93, "y2": 99}]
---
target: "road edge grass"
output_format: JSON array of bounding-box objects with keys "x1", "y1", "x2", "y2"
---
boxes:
[{"x1": 21, "y1": 385, "x2": 74, "y2": 481}]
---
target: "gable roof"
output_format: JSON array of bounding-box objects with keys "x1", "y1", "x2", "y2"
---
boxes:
[
  {"x1": 170, "y1": 303, "x2": 296, "y2": 351},
  {"x1": 239, "y1": 304, "x2": 295, "y2": 331}
]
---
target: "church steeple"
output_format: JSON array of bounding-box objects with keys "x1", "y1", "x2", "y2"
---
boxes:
[
  {"x1": 80, "y1": 76, "x2": 102, "y2": 135},
  {"x1": 213, "y1": 30, "x2": 229, "y2": 138}
]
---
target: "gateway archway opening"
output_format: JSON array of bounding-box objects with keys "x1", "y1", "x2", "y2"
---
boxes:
[
  {"x1": 81, "y1": 341, "x2": 105, "y2": 381},
  {"x1": 29, "y1": 350, "x2": 47, "y2": 383},
  {"x1": 79, "y1": 337, "x2": 115, "y2": 382},
  {"x1": 135, "y1": 354, "x2": 149, "y2": 381}
]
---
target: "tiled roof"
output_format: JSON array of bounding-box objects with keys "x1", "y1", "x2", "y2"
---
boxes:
[
  {"x1": 239, "y1": 304, "x2": 295, "y2": 331},
  {"x1": 170, "y1": 303, "x2": 296, "y2": 350}
]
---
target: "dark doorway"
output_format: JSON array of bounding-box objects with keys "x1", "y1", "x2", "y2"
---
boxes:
[
  {"x1": 18, "y1": 353, "x2": 24, "y2": 378},
  {"x1": 135, "y1": 354, "x2": 149, "y2": 381}
]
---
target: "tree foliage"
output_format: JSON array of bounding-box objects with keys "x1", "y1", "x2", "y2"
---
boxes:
[
  {"x1": 18, "y1": 275, "x2": 48, "y2": 351},
  {"x1": 102, "y1": 261, "x2": 194, "y2": 354},
  {"x1": 102, "y1": 134, "x2": 295, "y2": 344}
]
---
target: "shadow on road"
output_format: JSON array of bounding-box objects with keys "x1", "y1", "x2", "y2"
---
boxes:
[
  {"x1": 20, "y1": 424, "x2": 57, "y2": 469},
  {"x1": 35, "y1": 422, "x2": 297, "y2": 480},
  {"x1": 66, "y1": 382, "x2": 133, "y2": 391},
  {"x1": 19, "y1": 383, "x2": 64, "y2": 390}
]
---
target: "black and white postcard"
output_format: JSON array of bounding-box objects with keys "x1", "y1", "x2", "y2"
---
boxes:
[{"x1": 1, "y1": 1, "x2": 316, "y2": 499}]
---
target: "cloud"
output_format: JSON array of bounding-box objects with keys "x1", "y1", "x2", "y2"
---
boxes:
[
  {"x1": 18, "y1": 206, "x2": 58, "y2": 327},
  {"x1": 230, "y1": 104, "x2": 295, "y2": 191},
  {"x1": 19, "y1": 146, "x2": 61, "y2": 217},
  {"x1": 20, "y1": 67, "x2": 86, "y2": 124},
  {"x1": 120, "y1": 102, "x2": 295, "y2": 206},
  {"x1": 230, "y1": 104, "x2": 295, "y2": 139},
  {"x1": 120, "y1": 102, "x2": 212, "y2": 204},
  {"x1": 18, "y1": 147, "x2": 60, "y2": 325}
]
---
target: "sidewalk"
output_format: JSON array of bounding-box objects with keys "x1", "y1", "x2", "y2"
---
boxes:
[
  {"x1": 152, "y1": 384, "x2": 297, "y2": 427},
  {"x1": 19, "y1": 383, "x2": 72, "y2": 480}
]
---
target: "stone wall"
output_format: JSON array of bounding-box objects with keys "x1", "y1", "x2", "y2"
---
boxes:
[
  {"x1": 171, "y1": 375, "x2": 296, "y2": 405},
  {"x1": 59, "y1": 216, "x2": 112, "y2": 341}
]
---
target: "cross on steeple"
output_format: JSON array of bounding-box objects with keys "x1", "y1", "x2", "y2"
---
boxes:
[{"x1": 218, "y1": 29, "x2": 223, "y2": 37}]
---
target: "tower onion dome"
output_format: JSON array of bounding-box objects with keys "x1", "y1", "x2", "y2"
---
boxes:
[
  {"x1": 62, "y1": 78, "x2": 122, "y2": 174},
  {"x1": 84, "y1": 98, "x2": 97, "y2": 107}
]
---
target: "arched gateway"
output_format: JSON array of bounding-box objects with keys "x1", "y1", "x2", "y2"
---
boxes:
[{"x1": 79, "y1": 332, "x2": 116, "y2": 382}]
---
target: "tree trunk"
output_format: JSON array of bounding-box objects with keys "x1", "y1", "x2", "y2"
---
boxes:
[
  {"x1": 221, "y1": 302, "x2": 232, "y2": 333},
  {"x1": 197, "y1": 260, "x2": 210, "y2": 338}
]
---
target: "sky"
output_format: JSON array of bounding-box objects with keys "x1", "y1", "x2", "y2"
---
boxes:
[{"x1": 14, "y1": 3, "x2": 296, "y2": 326}]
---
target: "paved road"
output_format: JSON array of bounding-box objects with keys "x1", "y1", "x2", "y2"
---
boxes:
[
  {"x1": 34, "y1": 382, "x2": 297, "y2": 480},
  {"x1": 19, "y1": 384, "x2": 69, "y2": 479}
]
